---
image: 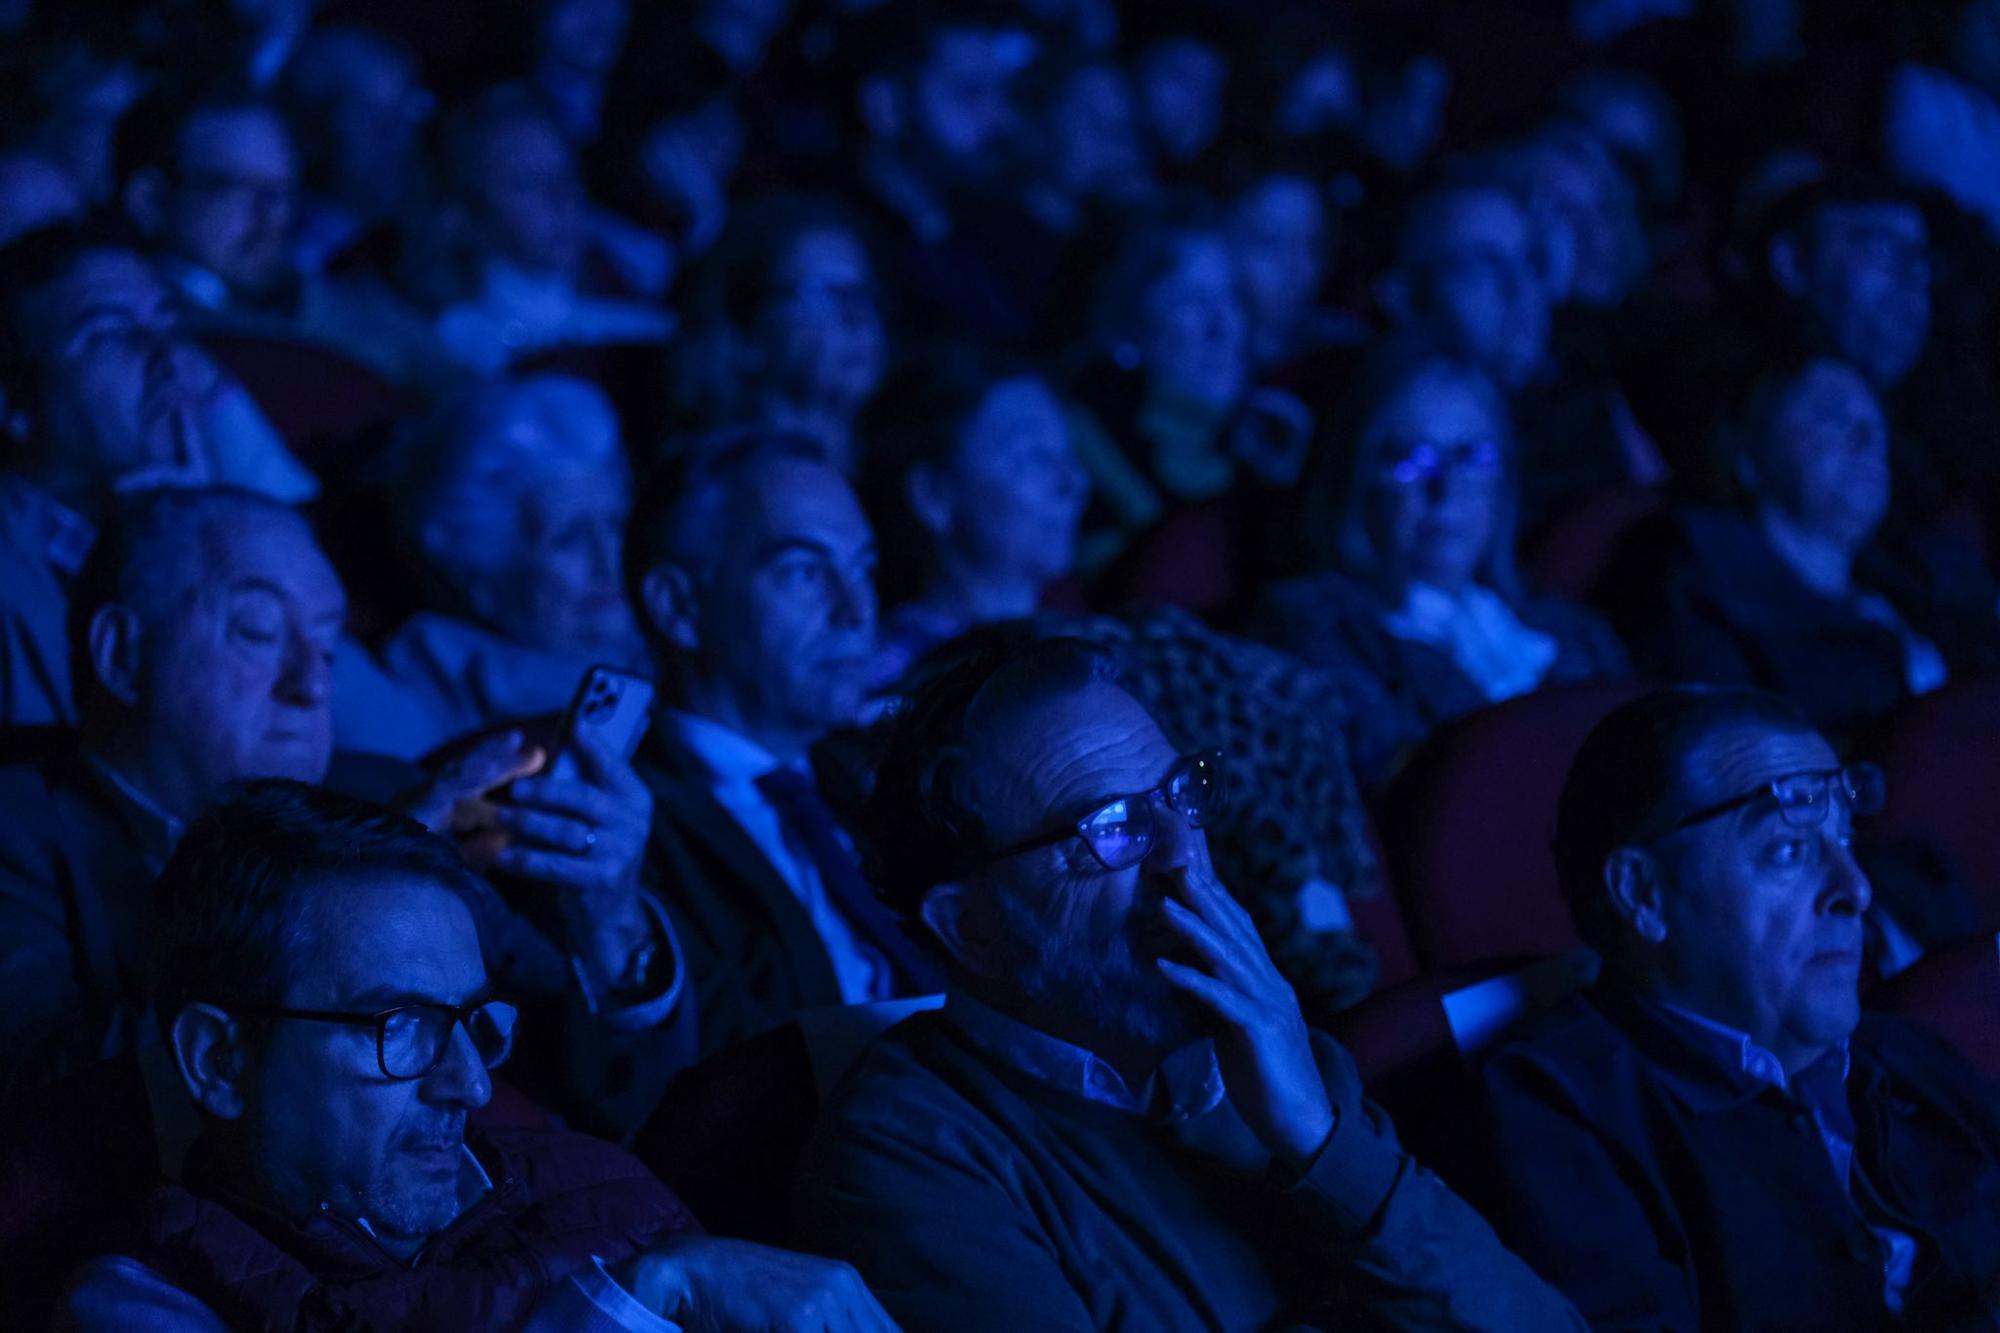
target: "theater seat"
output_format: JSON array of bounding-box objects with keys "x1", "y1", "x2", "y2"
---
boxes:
[
  {"x1": 630, "y1": 997, "x2": 943, "y2": 1246},
  {"x1": 1866, "y1": 935, "x2": 2000, "y2": 1082},
  {"x1": 1524, "y1": 484, "x2": 1667, "y2": 602},
  {"x1": 1866, "y1": 677, "x2": 2000, "y2": 933},
  {"x1": 1330, "y1": 953, "x2": 1595, "y2": 1198},
  {"x1": 201, "y1": 332, "x2": 420, "y2": 480},
  {"x1": 1376, "y1": 682, "x2": 1646, "y2": 970}
]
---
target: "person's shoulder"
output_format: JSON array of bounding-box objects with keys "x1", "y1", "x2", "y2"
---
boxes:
[
  {"x1": 53, "y1": 1253, "x2": 228, "y2": 1332},
  {"x1": 811, "y1": 1012, "x2": 1018, "y2": 1158},
  {"x1": 473, "y1": 1121, "x2": 697, "y2": 1228},
  {"x1": 0, "y1": 729, "x2": 89, "y2": 828},
  {"x1": 1479, "y1": 990, "x2": 1639, "y2": 1095},
  {"x1": 1854, "y1": 1009, "x2": 1996, "y2": 1100}
]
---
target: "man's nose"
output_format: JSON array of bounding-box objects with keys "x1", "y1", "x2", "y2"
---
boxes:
[
  {"x1": 1140, "y1": 793, "x2": 1202, "y2": 876},
  {"x1": 275, "y1": 628, "x2": 331, "y2": 707},
  {"x1": 1820, "y1": 835, "x2": 1873, "y2": 918},
  {"x1": 827, "y1": 567, "x2": 875, "y2": 630},
  {"x1": 420, "y1": 1020, "x2": 493, "y2": 1110}
]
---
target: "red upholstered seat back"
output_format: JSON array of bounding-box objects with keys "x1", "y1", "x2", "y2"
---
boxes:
[
  {"x1": 202, "y1": 333, "x2": 420, "y2": 479},
  {"x1": 1524, "y1": 484, "x2": 1668, "y2": 601},
  {"x1": 1867, "y1": 676, "x2": 2000, "y2": 933},
  {"x1": 1867, "y1": 936, "x2": 2000, "y2": 1082},
  {"x1": 1378, "y1": 682, "x2": 1646, "y2": 969}
]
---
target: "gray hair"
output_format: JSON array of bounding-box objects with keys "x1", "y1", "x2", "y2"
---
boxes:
[{"x1": 396, "y1": 374, "x2": 627, "y2": 606}]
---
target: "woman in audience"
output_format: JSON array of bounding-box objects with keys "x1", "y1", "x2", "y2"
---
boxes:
[
  {"x1": 859, "y1": 347, "x2": 1088, "y2": 691},
  {"x1": 1604, "y1": 355, "x2": 2000, "y2": 738},
  {"x1": 334, "y1": 374, "x2": 648, "y2": 759},
  {"x1": 1253, "y1": 343, "x2": 1629, "y2": 762},
  {"x1": 672, "y1": 193, "x2": 889, "y2": 474},
  {"x1": 1065, "y1": 212, "x2": 1316, "y2": 606}
]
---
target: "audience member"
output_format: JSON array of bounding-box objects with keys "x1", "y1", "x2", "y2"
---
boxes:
[
  {"x1": 0, "y1": 149, "x2": 81, "y2": 245},
  {"x1": 336, "y1": 374, "x2": 647, "y2": 760},
  {"x1": 0, "y1": 225, "x2": 216, "y2": 727},
  {"x1": 673, "y1": 193, "x2": 888, "y2": 473},
  {"x1": 4, "y1": 36, "x2": 146, "y2": 206},
  {"x1": 521, "y1": 0, "x2": 632, "y2": 148},
  {"x1": 1129, "y1": 28, "x2": 1228, "y2": 174},
  {"x1": 1482, "y1": 686, "x2": 2000, "y2": 1330},
  {"x1": 1604, "y1": 356, "x2": 2000, "y2": 739},
  {"x1": 281, "y1": 23, "x2": 434, "y2": 274},
  {"x1": 623, "y1": 432, "x2": 941, "y2": 1057},
  {"x1": 0, "y1": 488, "x2": 689, "y2": 1133},
  {"x1": 1067, "y1": 214, "x2": 1313, "y2": 580},
  {"x1": 1224, "y1": 167, "x2": 1363, "y2": 373},
  {"x1": 794, "y1": 635, "x2": 1586, "y2": 1329},
  {"x1": 114, "y1": 82, "x2": 456, "y2": 401},
  {"x1": 858, "y1": 348, "x2": 1086, "y2": 690},
  {"x1": 1253, "y1": 347, "x2": 1629, "y2": 762},
  {"x1": 55, "y1": 781, "x2": 895, "y2": 1332},
  {"x1": 844, "y1": 0, "x2": 1038, "y2": 342},
  {"x1": 415, "y1": 85, "x2": 672, "y2": 376}
]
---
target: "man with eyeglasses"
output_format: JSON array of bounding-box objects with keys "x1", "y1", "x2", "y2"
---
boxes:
[
  {"x1": 793, "y1": 637, "x2": 1585, "y2": 1330},
  {"x1": 57, "y1": 780, "x2": 898, "y2": 1331},
  {"x1": 1480, "y1": 685, "x2": 2000, "y2": 1331}
]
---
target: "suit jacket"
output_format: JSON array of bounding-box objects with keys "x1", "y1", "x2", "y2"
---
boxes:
[
  {"x1": 0, "y1": 731, "x2": 162, "y2": 1098},
  {"x1": 1479, "y1": 988, "x2": 2000, "y2": 1332},
  {"x1": 635, "y1": 728, "x2": 848, "y2": 1060},
  {"x1": 1601, "y1": 506, "x2": 2000, "y2": 740}
]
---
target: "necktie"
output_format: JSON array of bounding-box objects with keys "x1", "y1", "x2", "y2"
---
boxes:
[{"x1": 754, "y1": 766, "x2": 942, "y2": 993}]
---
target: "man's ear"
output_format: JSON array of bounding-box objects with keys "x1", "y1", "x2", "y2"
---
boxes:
[
  {"x1": 638, "y1": 563, "x2": 701, "y2": 655},
  {"x1": 169, "y1": 1003, "x2": 252, "y2": 1120},
  {"x1": 122, "y1": 167, "x2": 170, "y2": 238},
  {"x1": 1604, "y1": 846, "x2": 1669, "y2": 945},
  {"x1": 87, "y1": 604, "x2": 145, "y2": 706},
  {"x1": 858, "y1": 75, "x2": 905, "y2": 142},
  {"x1": 918, "y1": 881, "x2": 999, "y2": 978},
  {"x1": 1767, "y1": 231, "x2": 1808, "y2": 298},
  {"x1": 902, "y1": 462, "x2": 953, "y2": 539}
]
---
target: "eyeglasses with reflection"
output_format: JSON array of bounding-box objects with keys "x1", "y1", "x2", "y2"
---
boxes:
[
  {"x1": 1666, "y1": 762, "x2": 1885, "y2": 836},
  {"x1": 215, "y1": 998, "x2": 519, "y2": 1081},
  {"x1": 1376, "y1": 437, "x2": 1505, "y2": 488},
  {"x1": 982, "y1": 750, "x2": 1225, "y2": 872}
]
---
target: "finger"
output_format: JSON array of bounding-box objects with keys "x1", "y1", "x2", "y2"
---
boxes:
[
  {"x1": 506, "y1": 775, "x2": 620, "y2": 825},
  {"x1": 571, "y1": 720, "x2": 653, "y2": 800},
  {"x1": 1159, "y1": 896, "x2": 1242, "y2": 976},
  {"x1": 1168, "y1": 865, "x2": 1254, "y2": 945},
  {"x1": 490, "y1": 805, "x2": 595, "y2": 854},
  {"x1": 494, "y1": 845, "x2": 607, "y2": 889},
  {"x1": 440, "y1": 733, "x2": 543, "y2": 797},
  {"x1": 1157, "y1": 957, "x2": 1254, "y2": 1025}
]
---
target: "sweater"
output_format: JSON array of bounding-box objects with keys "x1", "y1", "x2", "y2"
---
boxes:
[{"x1": 793, "y1": 1011, "x2": 1583, "y2": 1332}]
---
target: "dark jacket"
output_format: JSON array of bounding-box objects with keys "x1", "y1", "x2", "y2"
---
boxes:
[
  {"x1": 636, "y1": 728, "x2": 934, "y2": 1059},
  {"x1": 1601, "y1": 505, "x2": 2000, "y2": 740},
  {"x1": 795, "y1": 1012, "x2": 1586, "y2": 1332},
  {"x1": 1479, "y1": 989, "x2": 2000, "y2": 1332},
  {"x1": 126, "y1": 1124, "x2": 696, "y2": 1331},
  {"x1": 1250, "y1": 570, "x2": 1630, "y2": 759}
]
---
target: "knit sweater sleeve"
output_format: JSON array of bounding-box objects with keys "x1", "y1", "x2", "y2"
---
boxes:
[
  {"x1": 792, "y1": 1102, "x2": 1094, "y2": 1333},
  {"x1": 1283, "y1": 1033, "x2": 1591, "y2": 1332}
]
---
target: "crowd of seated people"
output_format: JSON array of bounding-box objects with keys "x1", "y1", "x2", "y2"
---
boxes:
[{"x1": 3, "y1": 0, "x2": 2000, "y2": 1329}]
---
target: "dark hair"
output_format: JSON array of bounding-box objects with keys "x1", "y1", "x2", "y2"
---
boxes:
[
  {"x1": 846, "y1": 0, "x2": 1033, "y2": 85},
  {"x1": 863, "y1": 631, "x2": 1120, "y2": 922},
  {"x1": 855, "y1": 343, "x2": 1045, "y2": 607},
  {"x1": 681, "y1": 191, "x2": 877, "y2": 333},
  {"x1": 67, "y1": 486, "x2": 301, "y2": 718},
  {"x1": 1757, "y1": 170, "x2": 1930, "y2": 288},
  {"x1": 1553, "y1": 686, "x2": 1818, "y2": 951},
  {"x1": 149, "y1": 780, "x2": 483, "y2": 1034},
  {"x1": 112, "y1": 79, "x2": 284, "y2": 189},
  {"x1": 622, "y1": 427, "x2": 832, "y2": 635},
  {"x1": 1298, "y1": 336, "x2": 1522, "y2": 593}
]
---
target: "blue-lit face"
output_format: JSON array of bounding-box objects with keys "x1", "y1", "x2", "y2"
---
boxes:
[
  {"x1": 1362, "y1": 367, "x2": 1508, "y2": 592},
  {"x1": 970, "y1": 682, "x2": 1209, "y2": 1058},
  {"x1": 239, "y1": 877, "x2": 493, "y2": 1250},
  {"x1": 1650, "y1": 726, "x2": 1871, "y2": 1071}
]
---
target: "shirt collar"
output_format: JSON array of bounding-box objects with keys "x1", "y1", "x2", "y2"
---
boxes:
[
  {"x1": 668, "y1": 708, "x2": 790, "y2": 789},
  {"x1": 944, "y1": 989, "x2": 1225, "y2": 1122},
  {"x1": 81, "y1": 753, "x2": 185, "y2": 871},
  {"x1": 0, "y1": 473, "x2": 95, "y2": 575},
  {"x1": 1651, "y1": 1000, "x2": 1850, "y2": 1097}
]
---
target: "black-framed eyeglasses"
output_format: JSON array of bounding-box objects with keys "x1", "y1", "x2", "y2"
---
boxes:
[
  {"x1": 215, "y1": 998, "x2": 519, "y2": 1080},
  {"x1": 982, "y1": 750, "x2": 1225, "y2": 872},
  {"x1": 1667, "y1": 762, "x2": 1886, "y2": 836}
]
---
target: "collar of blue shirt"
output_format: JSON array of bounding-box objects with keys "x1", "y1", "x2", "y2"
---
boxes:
[{"x1": 944, "y1": 989, "x2": 1225, "y2": 1122}]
